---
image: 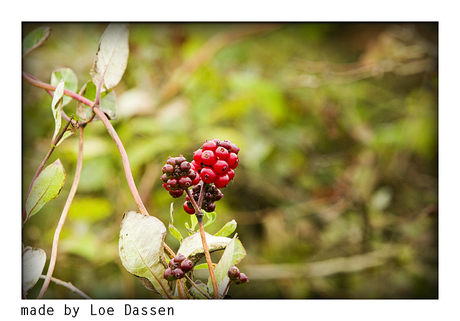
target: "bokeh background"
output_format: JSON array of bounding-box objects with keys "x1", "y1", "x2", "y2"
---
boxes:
[{"x1": 22, "y1": 22, "x2": 438, "y2": 299}]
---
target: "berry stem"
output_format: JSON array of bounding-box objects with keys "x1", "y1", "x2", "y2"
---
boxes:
[
  {"x1": 185, "y1": 188, "x2": 219, "y2": 298},
  {"x1": 197, "y1": 182, "x2": 206, "y2": 209},
  {"x1": 176, "y1": 277, "x2": 188, "y2": 299},
  {"x1": 184, "y1": 275, "x2": 212, "y2": 299},
  {"x1": 197, "y1": 215, "x2": 219, "y2": 299},
  {"x1": 222, "y1": 279, "x2": 233, "y2": 297}
]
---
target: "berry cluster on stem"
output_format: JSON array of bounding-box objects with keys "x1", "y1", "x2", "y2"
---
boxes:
[
  {"x1": 163, "y1": 254, "x2": 193, "y2": 281},
  {"x1": 161, "y1": 139, "x2": 240, "y2": 215}
]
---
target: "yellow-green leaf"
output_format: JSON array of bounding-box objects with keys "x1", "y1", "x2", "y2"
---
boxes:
[
  {"x1": 118, "y1": 211, "x2": 172, "y2": 298},
  {"x1": 25, "y1": 159, "x2": 66, "y2": 222}
]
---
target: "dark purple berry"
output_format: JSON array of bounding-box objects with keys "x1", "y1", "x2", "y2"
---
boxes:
[
  {"x1": 228, "y1": 265, "x2": 240, "y2": 280},
  {"x1": 169, "y1": 189, "x2": 184, "y2": 198},
  {"x1": 235, "y1": 272, "x2": 248, "y2": 285},
  {"x1": 162, "y1": 164, "x2": 175, "y2": 174},
  {"x1": 173, "y1": 268, "x2": 184, "y2": 279},
  {"x1": 173, "y1": 254, "x2": 186, "y2": 263},
  {"x1": 178, "y1": 176, "x2": 192, "y2": 189},
  {"x1": 180, "y1": 259, "x2": 193, "y2": 272},
  {"x1": 163, "y1": 267, "x2": 176, "y2": 281}
]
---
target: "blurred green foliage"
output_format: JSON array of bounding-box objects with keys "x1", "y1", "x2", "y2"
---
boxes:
[{"x1": 22, "y1": 22, "x2": 437, "y2": 299}]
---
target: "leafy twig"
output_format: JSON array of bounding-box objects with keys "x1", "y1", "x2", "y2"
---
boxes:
[
  {"x1": 22, "y1": 116, "x2": 75, "y2": 224},
  {"x1": 38, "y1": 126, "x2": 85, "y2": 299}
]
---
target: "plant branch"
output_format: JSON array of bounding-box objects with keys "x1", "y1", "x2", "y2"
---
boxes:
[
  {"x1": 92, "y1": 106, "x2": 149, "y2": 216},
  {"x1": 23, "y1": 116, "x2": 76, "y2": 224},
  {"x1": 22, "y1": 72, "x2": 95, "y2": 108},
  {"x1": 197, "y1": 216, "x2": 219, "y2": 299},
  {"x1": 39, "y1": 275, "x2": 91, "y2": 299},
  {"x1": 185, "y1": 275, "x2": 212, "y2": 299},
  {"x1": 176, "y1": 277, "x2": 188, "y2": 299},
  {"x1": 184, "y1": 188, "x2": 218, "y2": 298},
  {"x1": 38, "y1": 126, "x2": 84, "y2": 299}
]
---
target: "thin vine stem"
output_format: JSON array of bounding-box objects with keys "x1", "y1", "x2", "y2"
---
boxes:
[
  {"x1": 38, "y1": 126, "x2": 85, "y2": 299},
  {"x1": 92, "y1": 106, "x2": 149, "y2": 216},
  {"x1": 39, "y1": 275, "x2": 91, "y2": 299}
]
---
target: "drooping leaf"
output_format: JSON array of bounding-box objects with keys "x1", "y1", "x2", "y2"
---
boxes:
[
  {"x1": 22, "y1": 246, "x2": 46, "y2": 293},
  {"x1": 25, "y1": 159, "x2": 66, "y2": 222},
  {"x1": 22, "y1": 26, "x2": 51, "y2": 58},
  {"x1": 169, "y1": 203, "x2": 183, "y2": 243},
  {"x1": 90, "y1": 23, "x2": 130, "y2": 91},
  {"x1": 50, "y1": 68, "x2": 78, "y2": 106},
  {"x1": 118, "y1": 211, "x2": 172, "y2": 298},
  {"x1": 214, "y1": 219, "x2": 237, "y2": 237},
  {"x1": 51, "y1": 79, "x2": 65, "y2": 145}
]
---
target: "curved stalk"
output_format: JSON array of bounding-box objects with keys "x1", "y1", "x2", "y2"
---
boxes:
[{"x1": 38, "y1": 126, "x2": 84, "y2": 299}]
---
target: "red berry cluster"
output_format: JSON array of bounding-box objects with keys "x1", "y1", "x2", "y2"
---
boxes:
[
  {"x1": 161, "y1": 139, "x2": 240, "y2": 215},
  {"x1": 191, "y1": 139, "x2": 240, "y2": 189},
  {"x1": 183, "y1": 184, "x2": 224, "y2": 214},
  {"x1": 163, "y1": 254, "x2": 193, "y2": 281},
  {"x1": 161, "y1": 155, "x2": 200, "y2": 198},
  {"x1": 227, "y1": 265, "x2": 248, "y2": 285}
]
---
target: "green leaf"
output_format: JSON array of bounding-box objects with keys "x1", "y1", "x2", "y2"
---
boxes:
[
  {"x1": 207, "y1": 235, "x2": 246, "y2": 297},
  {"x1": 90, "y1": 23, "x2": 130, "y2": 91},
  {"x1": 22, "y1": 26, "x2": 51, "y2": 58},
  {"x1": 177, "y1": 232, "x2": 232, "y2": 265},
  {"x1": 118, "y1": 211, "x2": 172, "y2": 298},
  {"x1": 168, "y1": 203, "x2": 183, "y2": 243},
  {"x1": 203, "y1": 210, "x2": 217, "y2": 228},
  {"x1": 207, "y1": 235, "x2": 236, "y2": 295},
  {"x1": 100, "y1": 89, "x2": 117, "y2": 120},
  {"x1": 22, "y1": 247, "x2": 47, "y2": 294},
  {"x1": 185, "y1": 212, "x2": 198, "y2": 235},
  {"x1": 25, "y1": 159, "x2": 66, "y2": 222},
  {"x1": 189, "y1": 280, "x2": 211, "y2": 299},
  {"x1": 51, "y1": 79, "x2": 65, "y2": 145},
  {"x1": 77, "y1": 80, "x2": 117, "y2": 120},
  {"x1": 77, "y1": 81, "x2": 96, "y2": 121},
  {"x1": 50, "y1": 68, "x2": 78, "y2": 106},
  {"x1": 214, "y1": 219, "x2": 237, "y2": 237}
]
